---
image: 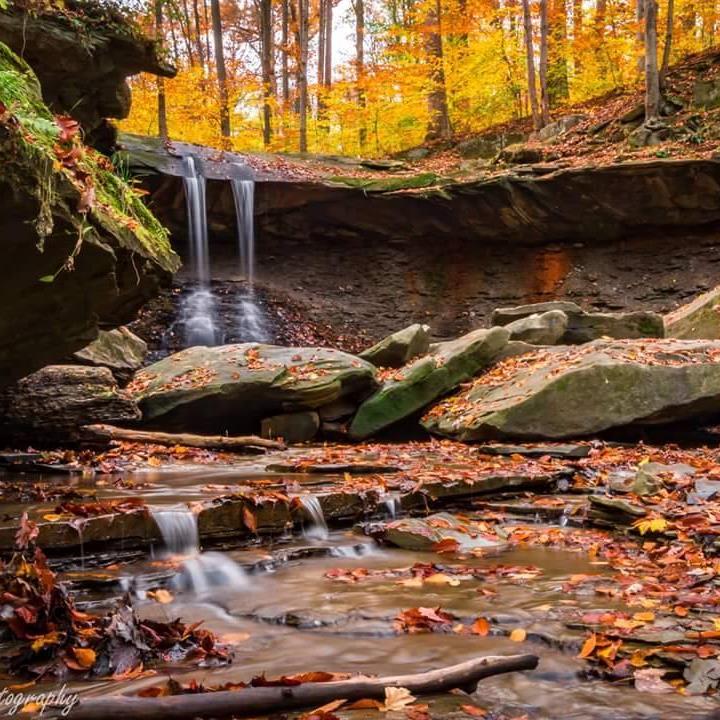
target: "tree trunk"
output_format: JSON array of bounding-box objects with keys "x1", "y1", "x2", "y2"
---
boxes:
[
  {"x1": 281, "y1": 0, "x2": 290, "y2": 105},
  {"x1": 293, "y1": 0, "x2": 309, "y2": 151},
  {"x1": 636, "y1": 0, "x2": 645, "y2": 72},
  {"x1": 539, "y1": 0, "x2": 550, "y2": 124},
  {"x1": 192, "y1": 0, "x2": 205, "y2": 70},
  {"x1": 318, "y1": 0, "x2": 326, "y2": 87},
  {"x1": 179, "y1": 0, "x2": 196, "y2": 65},
  {"x1": 69, "y1": 654, "x2": 539, "y2": 720},
  {"x1": 572, "y1": 0, "x2": 582, "y2": 71},
  {"x1": 260, "y1": 0, "x2": 274, "y2": 145},
  {"x1": 210, "y1": 0, "x2": 232, "y2": 139},
  {"x1": 522, "y1": 0, "x2": 541, "y2": 129},
  {"x1": 424, "y1": 0, "x2": 452, "y2": 141},
  {"x1": 324, "y1": 0, "x2": 332, "y2": 88},
  {"x1": 354, "y1": 0, "x2": 366, "y2": 149},
  {"x1": 644, "y1": 0, "x2": 660, "y2": 121},
  {"x1": 548, "y1": 0, "x2": 569, "y2": 104},
  {"x1": 155, "y1": 0, "x2": 169, "y2": 139},
  {"x1": 660, "y1": 0, "x2": 674, "y2": 87}
]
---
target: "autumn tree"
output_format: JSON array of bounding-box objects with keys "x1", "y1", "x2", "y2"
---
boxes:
[
  {"x1": 210, "y1": 0, "x2": 231, "y2": 139},
  {"x1": 644, "y1": 0, "x2": 660, "y2": 121},
  {"x1": 522, "y1": 0, "x2": 541, "y2": 129},
  {"x1": 353, "y1": 0, "x2": 367, "y2": 148},
  {"x1": 259, "y1": 0, "x2": 274, "y2": 145},
  {"x1": 424, "y1": 0, "x2": 452, "y2": 140},
  {"x1": 156, "y1": 0, "x2": 169, "y2": 138}
]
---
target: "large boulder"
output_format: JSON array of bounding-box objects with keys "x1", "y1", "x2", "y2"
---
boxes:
[
  {"x1": 360, "y1": 324, "x2": 431, "y2": 368},
  {"x1": 665, "y1": 287, "x2": 720, "y2": 339},
  {"x1": 349, "y1": 327, "x2": 509, "y2": 440},
  {"x1": 0, "y1": 365, "x2": 140, "y2": 445},
  {"x1": 504, "y1": 310, "x2": 568, "y2": 345},
  {"x1": 492, "y1": 301, "x2": 664, "y2": 343},
  {"x1": 0, "y1": 43, "x2": 179, "y2": 388},
  {"x1": 129, "y1": 344, "x2": 379, "y2": 433},
  {"x1": 72, "y1": 327, "x2": 148, "y2": 384},
  {"x1": 0, "y1": 2, "x2": 176, "y2": 150},
  {"x1": 422, "y1": 339, "x2": 720, "y2": 441}
]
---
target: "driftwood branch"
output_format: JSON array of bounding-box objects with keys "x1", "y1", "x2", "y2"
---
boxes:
[
  {"x1": 79, "y1": 424, "x2": 286, "y2": 452},
  {"x1": 68, "y1": 654, "x2": 538, "y2": 720}
]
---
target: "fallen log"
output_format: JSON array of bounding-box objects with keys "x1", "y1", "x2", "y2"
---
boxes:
[
  {"x1": 68, "y1": 654, "x2": 538, "y2": 720},
  {"x1": 79, "y1": 424, "x2": 286, "y2": 452}
]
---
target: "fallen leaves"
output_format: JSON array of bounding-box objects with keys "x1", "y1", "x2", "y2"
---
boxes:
[
  {"x1": 382, "y1": 687, "x2": 416, "y2": 712},
  {"x1": 394, "y1": 607, "x2": 456, "y2": 633}
]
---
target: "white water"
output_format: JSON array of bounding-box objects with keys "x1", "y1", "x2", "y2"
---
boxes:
[
  {"x1": 150, "y1": 506, "x2": 247, "y2": 595},
  {"x1": 297, "y1": 495, "x2": 329, "y2": 540},
  {"x1": 383, "y1": 494, "x2": 402, "y2": 520},
  {"x1": 182, "y1": 156, "x2": 218, "y2": 346},
  {"x1": 231, "y1": 176, "x2": 268, "y2": 342}
]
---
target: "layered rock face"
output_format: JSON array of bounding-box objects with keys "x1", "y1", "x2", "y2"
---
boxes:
[
  {"x1": 0, "y1": 365, "x2": 140, "y2": 445},
  {"x1": 422, "y1": 339, "x2": 720, "y2": 441},
  {"x1": 0, "y1": 43, "x2": 179, "y2": 386},
  {"x1": 0, "y1": 2, "x2": 175, "y2": 150}
]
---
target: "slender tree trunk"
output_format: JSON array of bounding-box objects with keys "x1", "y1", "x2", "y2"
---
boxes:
[
  {"x1": 636, "y1": 0, "x2": 645, "y2": 72},
  {"x1": 539, "y1": 0, "x2": 550, "y2": 123},
  {"x1": 261, "y1": 0, "x2": 274, "y2": 145},
  {"x1": 203, "y1": 0, "x2": 212, "y2": 66},
  {"x1": 660, "y1": 0, "x2": 674, "y2": 87},
  {"x1": 522, "y1": 0, "x2": 541, "y2": 129},
  {"x1": 210, "y1": 0, "x2": 231, "y2": 139},
  {"x1": 548, "y1": 0, "x2": 569, "y2": 103},
  {"x1": 644, "y1": 0, "x2": 660, "y2": 121},
  {"x1": 292, "y1": 0, "x2": 309, "y2": 151},
  {"x1": 179, "y1": 0, "x2": 196, "y2": 65},
  {"x1": 281, "y1": 0, "x2": 290, "y2": 105},
  {"x1": 353, "y1": 0, "x2": 366, "y2": 149},
  {"x1": 155, "y1": 0, "x2": 169, "y2": 138},
  {"x1": 318, "y1": 0, "x2": 326, "y2": 87},
  {"x1": 324, "y1": 0, "x2": 332, "y2": 88},
  {"x1": 424, "y1": 0, "x2": 452, "y2": 141},
  {"x1": 192, "y1": 0, "x2": 205, "y2": 69},
  {"x1": 572, "y1": 0, "x2": 582, "y2": 71}
]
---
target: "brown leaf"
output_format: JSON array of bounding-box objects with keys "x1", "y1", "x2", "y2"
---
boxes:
[{"x1": 16, "y1": 512, "x2": 39, "y2": 550}]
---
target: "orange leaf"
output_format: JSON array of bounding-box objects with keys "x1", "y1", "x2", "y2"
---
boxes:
[
  {"x1": 461, "y1": 705, "x2": 488, "y2": 717},
  {"x1": 471, "y1": 617, "x2": 490, "y2": 636},
  {"x1": 578, "y1": 633, "x2": 597, "y2": 659},
  {"x1": 509, "y1": 628, "x2": 527, "y2": 642}
]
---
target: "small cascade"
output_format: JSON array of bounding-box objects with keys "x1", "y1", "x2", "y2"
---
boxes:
[
  {"x1": 151, "y1": 507, "x2": 200, "y2": 555},
  {"x1": 150, "y1": 506, "x2": 246, "y2": 595},
  {"x1": 231, "y1": 175, "x2": 268, "y2": 342},
  {"x1": 383, "y1": 494, "x2": 402, "y2": 520},
  {"x1": 181, "y1": 155, "x2": 219, "y2": 346},
  {"x1": 297, "y1": 495, "x2": 329, "y2": 540}
]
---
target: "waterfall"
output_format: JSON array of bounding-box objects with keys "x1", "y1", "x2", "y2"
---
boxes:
[
  {"x1": 181, "y1": 155, "x2": 218, "y2": 346},
  {"x1": 231, "y1": 176, "x2": 268, "y2": 342},
  {"x1": 150, "y1": 506, "x2": 247, "y2": 595},
  {"x1": 297, "y1": 495, "x2": 329, "y2": 540}
]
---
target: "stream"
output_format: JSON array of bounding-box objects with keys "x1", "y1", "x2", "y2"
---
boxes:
[{"x1": 1, "y1": 459, "x2": 717, "y2": 720}]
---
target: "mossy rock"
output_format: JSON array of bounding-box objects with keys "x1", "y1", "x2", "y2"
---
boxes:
[
  {"x1": 326, "y1": 172, "x2": 447, "y2": 192},
  {"x1": 0, "y1": 41, "x2": 179, "y2": 386}
]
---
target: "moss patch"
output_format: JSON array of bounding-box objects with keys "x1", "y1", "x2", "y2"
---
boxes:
[
  {"x1": 326, "y1": 172, "x2": 448, "y2": 192},
  {"x1": 0, "y1": 40, "x2": 178, "y2": 271}
]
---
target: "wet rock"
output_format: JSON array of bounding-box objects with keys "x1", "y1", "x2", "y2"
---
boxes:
[
  {"x1": 588, "y1": 495, "x2": 646, "y2": 526},
  {"x1": 504, "y1": 310, "x2": 568, "y2": 345},
  {"x1": 665, "y1": 286, "x2": 720, "y2": 339},
  {"x1": 131, "y1": 344, "x2": 378, "y2": 434},
  {"x1": 261, "y1": 411, "x2": 320, "y2": 444},
  {"x1": 0, "y1": 365, "x2": 140, "y2": 445},
  {"x1": 455, "y1": 131, "x2": 527, "y2": 159},
  {"x1": 423, "y1": 339, "x2": 720, "y2": 441},
  {"x1": 0, "y1": 44, "x2": 179, "y2": 387},
  {"x1": 378, "y1": 512, "x2": 504, "y2": 552},
  {"x1": 349, "y1": 327, "x2": 510, "y2": 440},
  {"x1": 318, "y1": 398, "x2": 357, "y2": 421},
  {"x1": 266, "y1": 462, "x2": 401, "y2": 474},
  {"x1": 492, "y1": 301, "x2": 664, "y2": 343},
  {"x1": 359, "y1": 323, "x2": 431, "y2": 368},
  {"x1": 633, "y1": 462, "x2": 696, "y2": 496},
  {"x1": 71, "y1": 327, "x2": 147, "y2": 384}
]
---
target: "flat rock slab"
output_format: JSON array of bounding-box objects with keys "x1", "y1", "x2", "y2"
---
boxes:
[
  {"x1": 129, "y1": 344, "x2": 379, "y2": 434},
  {"x1": 477, "y1": 443, "x2": 591, "y2": 459},
  {"x1": 423, "y1": 339, "x2": 720, "y2": 441},
  {"x1": 266, "y1": 462, "x2": 402, "y2": 474},
  {"x1": 359, "y1": 324, "x2": 431, "y2": 368},
  {"x1": 377, "y1": 512, "x2": 506, "y2": 551}
]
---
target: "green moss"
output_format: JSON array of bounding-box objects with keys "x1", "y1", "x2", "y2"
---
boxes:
[
  {"x1": 0, "y1": 40, "x2": 178, "y2": 271},
  {"x1": 327, "y1": 172, "x2": 447, "y2": 192}
]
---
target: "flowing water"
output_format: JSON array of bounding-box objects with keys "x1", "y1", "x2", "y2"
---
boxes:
[
  {"x1": 180, "y1": 155, "x2": 219, "y2": 346},
  {"x1": 296, "y1": 494, "x2": 330, "y2": 540},
  {"x1": 231, "y1": 176, "x2": 269, "y2": 342}
]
